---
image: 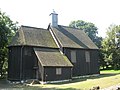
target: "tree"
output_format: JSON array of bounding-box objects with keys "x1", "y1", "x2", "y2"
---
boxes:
[
  {"x1": 101, "y1": 24, "x2": 120, "y2": 69},
  {"x1": 69, "y1": 20, "x2": 102, "y2": 47},
  {"x1": 0, "y1": 10, "x2": 18, "y2": 78}
]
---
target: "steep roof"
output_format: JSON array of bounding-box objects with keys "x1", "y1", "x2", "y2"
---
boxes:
[
  {"x1": 51, "y1": 25, "x2": 98, "y2": 49},
  {"x1": 9, "y1": 25, "x2": 58, "y2": 48},
  {"x1": 34, "y1": 48, "x2": 73, "y2": 67}
]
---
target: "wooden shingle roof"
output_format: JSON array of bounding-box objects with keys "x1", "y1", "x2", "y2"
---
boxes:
[
  {"x1": 9, "y1": 25, "x2": 58, "y2": 48},
  {"x1": 51, "y1": 25, "x2": 98, "y2": 49},
  {"x1": 34, "y1": 48, "x2": 73, "y2": 67}
]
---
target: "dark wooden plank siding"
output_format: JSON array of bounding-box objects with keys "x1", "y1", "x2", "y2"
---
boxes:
[
  {"x1": 64, "y1": 48, "x2": 83, "y2": 76},
  {"x1": 8, "y1": 46, "x2": 21, "y2": 81},
  {"x1": 90, "y1": 50, "x2": 100, "y2": 74},
  {"x1": 64, "y1": 48, "x2": 99, "y2": 77},
  {"x1": 37, "y1": 59, "x2": 43, "y2": 81},
  {"x1": 43, "y1": 67, "x2": 72, "y2": 81},
  {"x1": 8, "y1": 46, "x2": 99, "y2": 81},
  {"x1": 77, "y1": 49, "x2": 86, "y2": 75},
  {"x1": 8, "y1": 46, "x2": 39, "y2": 81},
  {"x1": 22, "y1": 46, "x2": 38, "y2": 80}
]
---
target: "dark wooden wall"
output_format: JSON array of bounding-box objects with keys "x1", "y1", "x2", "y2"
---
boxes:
[
  {"x1": 8, "y1": 46, "x2": 38, "y2": 81},
  {"x1": 64, "y1": 48, "x2": 99, "y2": 77},
  {"x1": 90, "y1": 50, "x2": 100, "y2": 74},
  {"x1": 8, "y1": 46, "x2": 21, "y2": 81},
  {"x1": 43, "y1": 67, "x2": 72, "y2": 81},
  {"x1": 8, "y1": 45, "x2": 99, "y2": 81},
  {"x1": 38, "y1": 59, "x2": 43, "y2": 81},
  {"x1": 22, "y1": 46, "x2": 38, "y2": 80}
]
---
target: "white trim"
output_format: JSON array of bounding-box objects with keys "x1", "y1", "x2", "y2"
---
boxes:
[
  {"x1": 47, "y1": 79, "x2": 71, "y2": 84},
  {"x1": 49, "y1": 27, "x2": 64, "y2": 54},
  {"x1": 49, "y1": 28, "x2": 60, "y2": 48},
  {"x1": 72, "y1": 74, "x2": 100, "y2": 79},
  {"x1": 50, "y1": 27, "x2": 64, "y2": 47},
  {"x1": 34, "y1": 51, "x2": 43, "y2": 66}
]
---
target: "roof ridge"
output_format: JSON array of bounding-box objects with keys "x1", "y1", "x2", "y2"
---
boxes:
[
  {"x1": 58, "y1": 25, "x2": 82, "y2": 31},
  {"x1": 21, "y1": 25, "x2": 47, "y2": 30}
]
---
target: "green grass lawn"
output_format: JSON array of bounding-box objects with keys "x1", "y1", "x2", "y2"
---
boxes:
[
  {"x1": 101, "y1": 69, "x2": 120, "y2": 74},
  {"x1": 40, "y1": 70, "x2": 120, "y2": 90},
  {"x1": 0, "y1": 70, "x2": 120, "y2": 90}
]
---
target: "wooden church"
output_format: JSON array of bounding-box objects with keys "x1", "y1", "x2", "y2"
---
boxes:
[{"x1": 8, "y1": 11, "x2": 99, "y2": 82}]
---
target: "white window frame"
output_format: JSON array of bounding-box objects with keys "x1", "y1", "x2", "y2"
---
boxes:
[
  {"x1": 56, "y1": 68, "x2": 62, "y2": 75},
  {"x1": 85, "y1": 51, "x2": 90, "y2": 62},
  {"x1": 71, "y1": 50, "x2": 76, "y2": 63}
]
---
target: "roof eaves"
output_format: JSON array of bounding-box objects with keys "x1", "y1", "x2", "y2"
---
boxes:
[{"x1": 8, "y1": 45, "x2": 59, "y2": 49}]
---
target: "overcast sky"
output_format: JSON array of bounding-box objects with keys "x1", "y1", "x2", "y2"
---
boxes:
[{"x1": 0, "y1": 0, "x2": 120, "y2": 37}]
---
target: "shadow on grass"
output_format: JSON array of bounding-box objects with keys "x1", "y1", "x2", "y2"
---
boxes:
[
  {"x1": 51, "y1": 73, "x2": 120, "y2": 85},
  {"x1": 0, "y1": 79, "x2": 78, "y2": 90},
  {"x1": 55, "y1": 88, "x2": 80, "y2": 90},
  {"x1": 0, "y1": 73, "x2": 119, "y2": 90}
]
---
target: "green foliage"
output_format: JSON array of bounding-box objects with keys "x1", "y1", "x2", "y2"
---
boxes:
[
  {"x1": 101, "y1": 24, "x2": 120, "y2": 70},
  {"x1": 0, "y1": 10, "x2": 18, "y2": 78},
  {"x1": 69, "y1": 20, "x2": 102, "y2": 48}
]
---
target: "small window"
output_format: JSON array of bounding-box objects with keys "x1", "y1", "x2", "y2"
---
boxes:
[
  {"x1": 71, "y1": 50, "x2": 76, "y2": 63},
  {"x1": 56, "y1": 68, "x2": 61, "y2": 75},
  {"x1": 85, "y1": 51, "x2": 90, "y2": 62}
]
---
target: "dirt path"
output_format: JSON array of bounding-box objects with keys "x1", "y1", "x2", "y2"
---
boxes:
[{"x1": 102, "y1": 84, "x2": 120, "y2": 90}]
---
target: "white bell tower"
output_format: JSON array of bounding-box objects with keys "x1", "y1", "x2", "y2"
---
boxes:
[{"x1": 50, "y1": 10, "x2": 58, "y2": 27}]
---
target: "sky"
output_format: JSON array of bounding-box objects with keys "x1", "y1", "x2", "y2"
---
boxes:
[{"x1": 0, "y1": 0, "x2": 120, "y2": 38}]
